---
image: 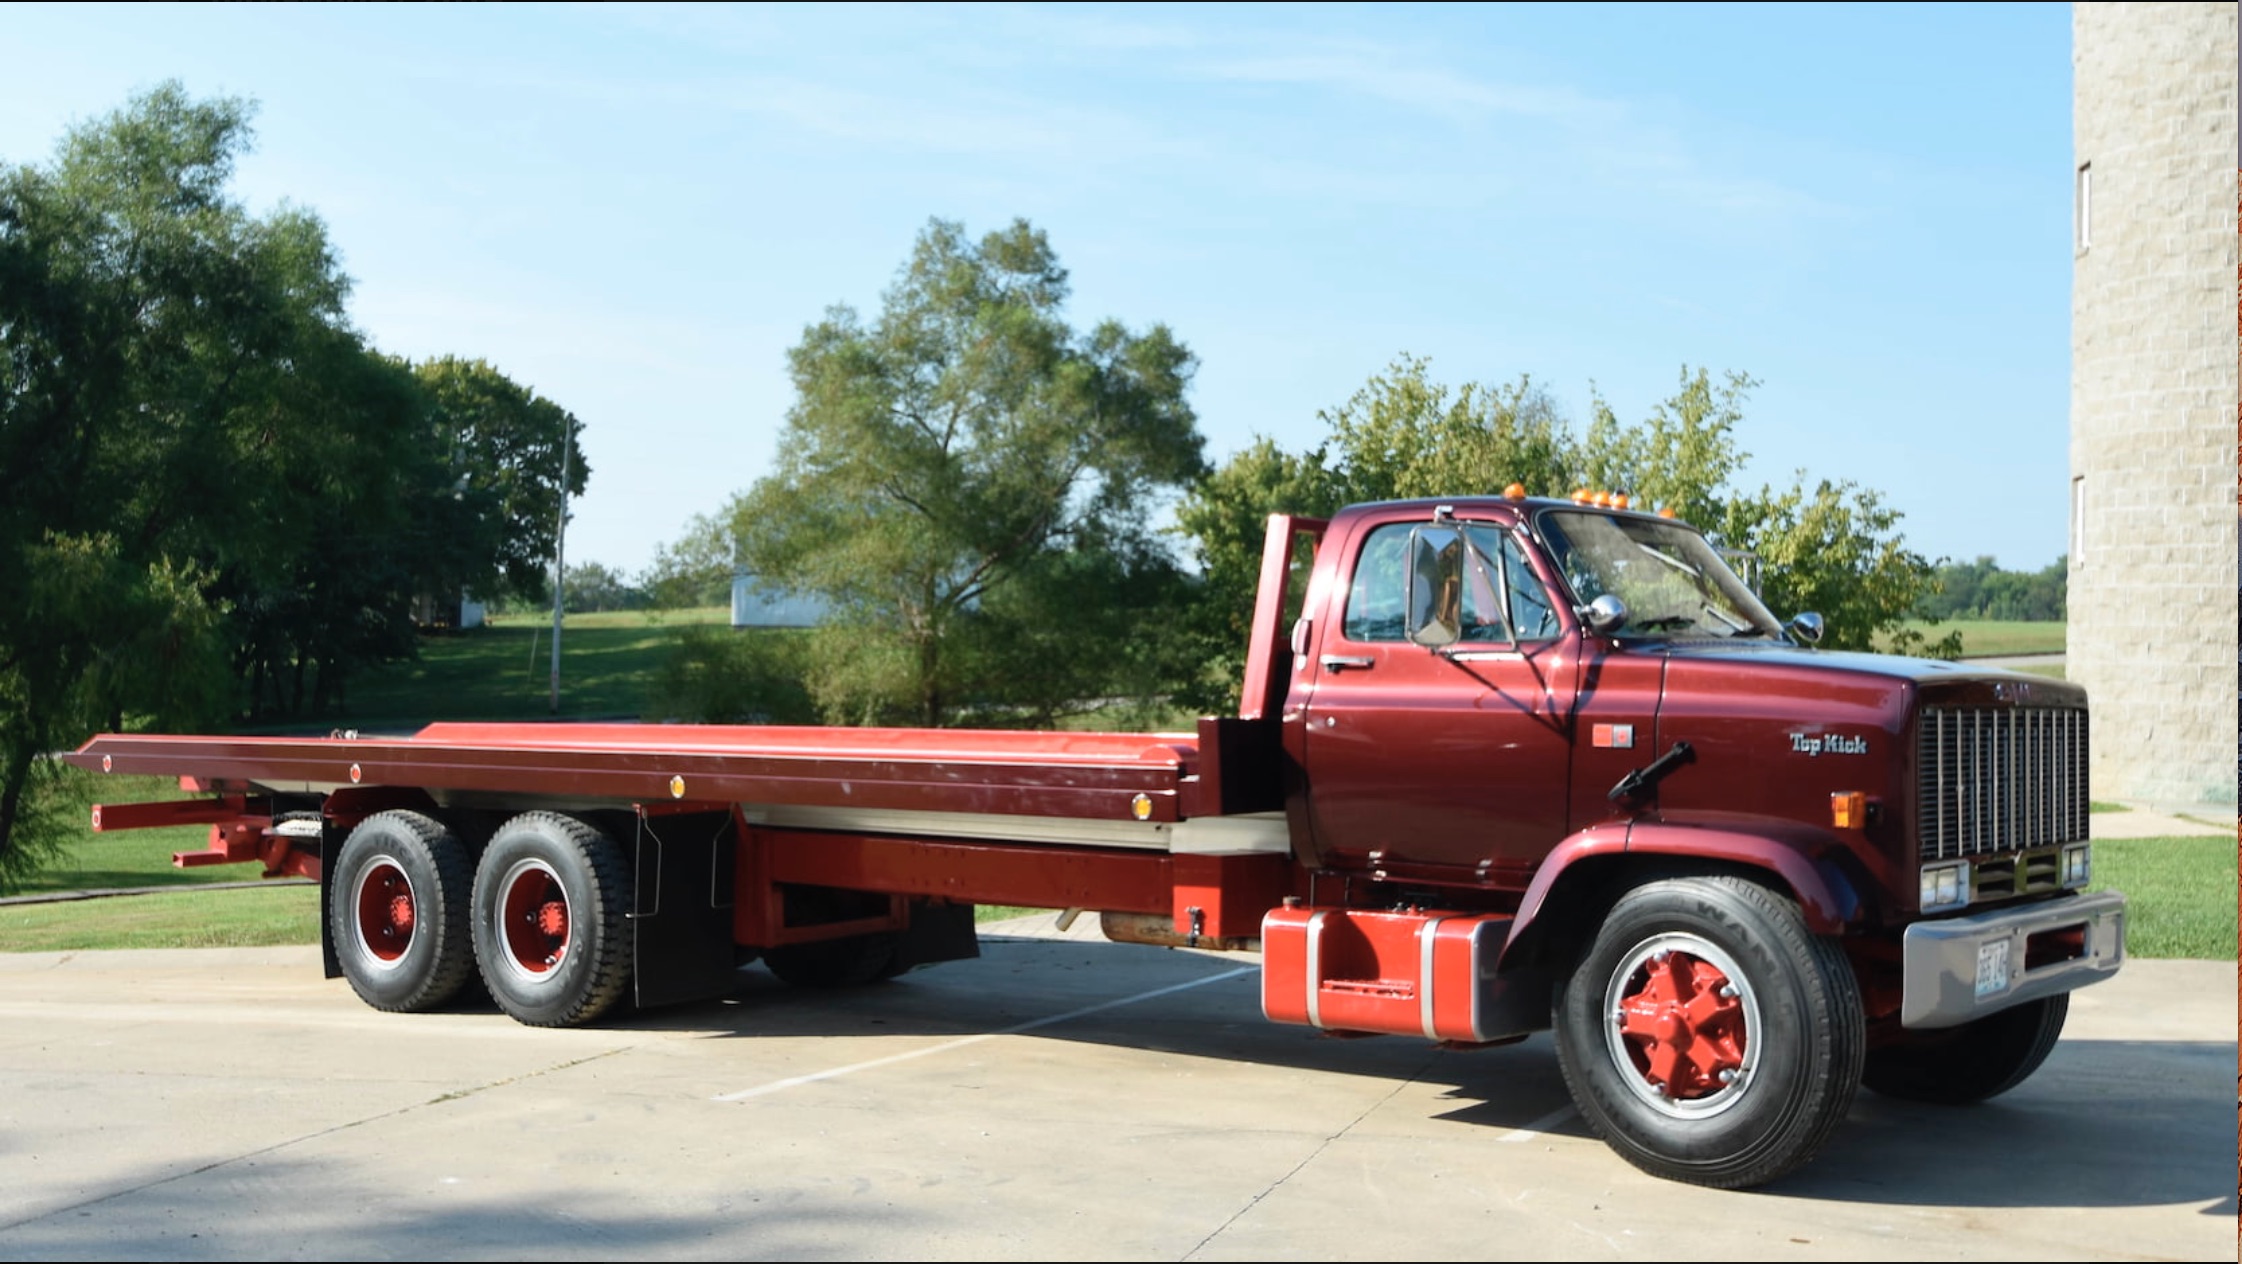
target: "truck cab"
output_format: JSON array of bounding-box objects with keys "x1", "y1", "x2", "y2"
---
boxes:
[{"x1": 1255, "y1": 492, "x2": 2124, "y2": 1186}]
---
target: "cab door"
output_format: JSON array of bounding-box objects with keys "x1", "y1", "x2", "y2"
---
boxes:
[{"x1": 1299, "y1": 514, "x2": 1579, "y2": 887}]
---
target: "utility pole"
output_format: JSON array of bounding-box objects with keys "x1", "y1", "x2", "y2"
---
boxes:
[{"x1": 549, "y1": 419, "x2": 570, "y2": 715}]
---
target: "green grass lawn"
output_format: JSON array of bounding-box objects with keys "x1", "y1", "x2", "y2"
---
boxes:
[
  {"x1": 288, "y1": 606, "x2": 732, "y2": 731},
  {"x1": 0, "y1": 884, "x2": 317, "y2": 952},
  {"x1": 14, "y1": 770, "x2": 242, "y2": 894},
  {"x1": 2087, "y1": 834, "x2": 2236, "y2": 959},
  {"x1": 1877, "y1": 619, "x2": 2065, "y2": 658}
]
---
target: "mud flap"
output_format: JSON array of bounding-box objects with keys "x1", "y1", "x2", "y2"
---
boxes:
[
  {"x1": 632, "y1": 810, "x2": 742, "y2": 1009},
  {"x1": 891, "y1": 898, "x2": 981, "y2": 973}
]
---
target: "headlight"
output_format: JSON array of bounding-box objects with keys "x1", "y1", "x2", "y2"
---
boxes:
[
  {"x1": 2061, "y1": 843, "x2": 2091, "y2": 889},
  {"x1": 1920, "y1": 862, "x2": 1969, "y2": 913}
]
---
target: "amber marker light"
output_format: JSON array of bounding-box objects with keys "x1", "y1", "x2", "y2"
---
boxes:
[
  {"x1": 1831, "y1": 791, "x2": 1868, "y2": 829},
  {"x1": 1657, "y1": 506, "x2": 1676, "y2": 519},
  {"x1": 1130, "y1": 793, "x2": 1153, "y2": 820},
  {"x1": 670, "y1": 775, "x2": 687, "y2": 799},
  {"x1": 1504, "y1": 482, "x2": 1526, "y2": 499},
  {"x1": 1572, "y1": 488, "x2": 1591, "y2": 503},
  {"x1": 1613, "y1": 492, "x2": 1631, "y2": 510}
]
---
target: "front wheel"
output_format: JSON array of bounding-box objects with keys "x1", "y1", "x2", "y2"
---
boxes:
[
  {"x1": 1862, "y1": 994, "x2": 2068, "y2": 1104},
  {"x1": 1553, "y1": 875, "x2": 1864, "y2": 1188},
  {"x1": 471, "y1": 813, "x2": 635, "y2": 1027}
]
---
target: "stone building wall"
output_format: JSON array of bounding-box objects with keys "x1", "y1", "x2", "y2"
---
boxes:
[{"x1": 2068, "y1": 1, "x2": 2238, "y2": 806}]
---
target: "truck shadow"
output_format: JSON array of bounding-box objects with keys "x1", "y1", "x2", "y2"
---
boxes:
[{"x1": 592, "y1": 933, "x2": 2237, "y2": 1214}]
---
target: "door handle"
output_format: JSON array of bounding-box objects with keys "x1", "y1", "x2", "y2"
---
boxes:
[{"x1": 1319, "y1": 655, "x2": 1374, "y2": 672}]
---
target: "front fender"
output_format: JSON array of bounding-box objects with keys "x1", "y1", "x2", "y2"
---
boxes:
[{"x1": 1502, "y1": 817, "x2": 1865, "y2": 971}]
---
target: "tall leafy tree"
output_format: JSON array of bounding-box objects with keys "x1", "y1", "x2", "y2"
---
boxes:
[
  {"x1": 0, "y1": 83, "x2": 595, "y2": 885},
  {"x1": 410, "y1": 356, "x2": 588, "y2": 607},
  {"x1": 690, "y1": 217, "x2": 1206, "y2": 726},
  {"x1": 0, "y1": 83, "x2": 276, "y2": 884}
]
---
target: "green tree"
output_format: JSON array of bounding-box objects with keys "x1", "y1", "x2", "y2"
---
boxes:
[
  {"x1": 642, "y1": 510, "x2": 737, "y2": 610},
  {"x1": 0, "y1": 83, "x2": 590, "y2": 885},
  {"x1": 685, "y1": 217, "x2": 1206, "y2": 726},
  {"x1": 0, "y1": 84, "x2": 277, "y2": 885},
  {"x1": 411, "y1": 356, "x2": 589, "y2": 607},
  {"x1": 563, "y1": 561, "x2": 644, "y2": 614}
]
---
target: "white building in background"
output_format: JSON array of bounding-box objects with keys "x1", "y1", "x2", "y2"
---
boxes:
[
  {"x1": 730, "y1": 570, "x2": 830, "y2": 628},
  {"x1": 2067, "y1": 1, "x2": 2238, "y2": 805}
]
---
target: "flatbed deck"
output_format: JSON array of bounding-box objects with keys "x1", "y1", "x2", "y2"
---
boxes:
[{"x1": 68, "y1": 721, "x2": 1217, "y2": 829}]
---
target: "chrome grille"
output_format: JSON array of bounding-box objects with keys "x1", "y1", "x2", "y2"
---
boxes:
[{"x1": 1916, "y1": 707, "x2": 2089, "y2": 860}]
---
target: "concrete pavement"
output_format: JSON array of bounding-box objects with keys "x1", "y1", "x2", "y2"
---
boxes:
[{"x1": 0, "y1": 919, "x2": 2230, "y2": 1261}]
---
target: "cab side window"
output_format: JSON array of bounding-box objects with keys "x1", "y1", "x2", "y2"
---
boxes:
[
  {"x1": 1342, "y1": 525, "x2": 1411, "y2": 642},
  {"x1": 1342, "y1": 522, "x2": 1562, "y2": 644}
]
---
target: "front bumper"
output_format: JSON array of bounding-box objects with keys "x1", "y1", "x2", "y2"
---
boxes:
[{"x1": 1900, "y1": 889, "x2": 2126, "y2": 1029}]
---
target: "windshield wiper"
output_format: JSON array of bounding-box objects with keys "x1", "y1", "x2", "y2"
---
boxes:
[{"x1": 1629, "y1": 615, "x2": 1694, "y2": 632}]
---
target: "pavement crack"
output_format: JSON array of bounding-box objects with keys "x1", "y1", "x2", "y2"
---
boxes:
[
  {"x1": 1179, "y1": 1051, "x2": 1438, "y2": 1261},
  {"x1": 0, "y1": 1045, "x2": 632, "y2": 1234}
]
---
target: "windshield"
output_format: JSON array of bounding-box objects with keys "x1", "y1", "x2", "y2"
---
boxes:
[{"x1": 1537, "y1": 510, "x2": 1785, "y2": 641}]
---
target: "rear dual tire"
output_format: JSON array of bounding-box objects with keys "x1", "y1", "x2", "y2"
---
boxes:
[
  {"x1": 330, "y1": 811, "x2": 476, "y2": 1012},
  {"x1": 470, "y1": 812, "x2": 636, "y2": 1028}
]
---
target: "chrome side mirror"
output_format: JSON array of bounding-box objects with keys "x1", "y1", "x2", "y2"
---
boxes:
[
  {"x1": 1789, "y1": 612, "x2": 1825, "y2": 645},
  {"x1": 1582, "y1": 594, "x2": 1628, "y2": 636}
]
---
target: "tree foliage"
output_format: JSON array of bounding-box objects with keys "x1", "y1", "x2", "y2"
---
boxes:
[
  {"x1": 412, "y1": 356, "x2": 588, "y2": 607},
  {"x1": 675, "y1": 218, "x2": 1207, "y2": 726},
  {"x1": 1912, "y1": 556, "x2": 2067, "y2": 622},
  {"x1": 0, "y1": 83, "x2": 588, "y2": 888}
]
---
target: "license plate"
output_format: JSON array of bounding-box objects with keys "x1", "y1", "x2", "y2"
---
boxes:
[{"x1": 1974, "y1": 940, "x2": 2011, "y2": 998}]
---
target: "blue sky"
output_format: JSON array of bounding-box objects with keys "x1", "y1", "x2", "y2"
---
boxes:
[{"x1": 2, "y1": 2, "x2": 2078, "y2": 574}]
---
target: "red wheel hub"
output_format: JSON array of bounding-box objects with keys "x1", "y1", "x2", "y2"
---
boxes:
[
  {"x1": 353, "y1": 862, "x2": 415, "y2": 963},
  {"x1": 499, "y1": 862, "x2": 570, "y2": 976},
  {"x1": 1616, "y1": 950, "x2": 1746, "y2": 1100}
]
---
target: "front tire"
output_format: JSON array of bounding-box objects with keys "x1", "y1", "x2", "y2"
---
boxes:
[
  {"x1": 330, "y1": 811, "x2": 476, "y2": 1012},
  {"x1": 1862, "y1": 995, "x2": 2067, "y2": 1104},
  {"x1": 1554, "y1": 875, "x2": 1864, "y2": 1188},
  {"x1": 471, "y1": 813, "x2": 635, "y2": 1027}
]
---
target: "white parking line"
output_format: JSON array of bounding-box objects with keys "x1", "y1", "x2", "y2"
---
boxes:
[
  {"x1": 1497, "y1": 1105, "x2": 1578, "y2": 1142},
  {"x1": 712, "y1": 965, "x2": 1259, "y2": 1102}
]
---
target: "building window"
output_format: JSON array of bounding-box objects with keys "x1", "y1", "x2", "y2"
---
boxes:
[
  {"x1": 2071, "y1": 475, "x2": 2087, "y2": 564},
  {"x1": 2074, "y1": 162, "x2": 2092, "y2": 252}
]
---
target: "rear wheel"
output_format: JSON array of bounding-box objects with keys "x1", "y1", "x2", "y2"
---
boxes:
[
  {"x1": 1554, "y1": 874, "x2": 1864, "y2": 1188},
  {"x1": 1863, "y1": 994, "x2": 2068, "y2": 1104},
  {"x1": 330, "y1": 811, "x2": 475, "y2": 1012},
  {"x1": 471, "y1": 813, "x2": 634, "y2": 1027}
]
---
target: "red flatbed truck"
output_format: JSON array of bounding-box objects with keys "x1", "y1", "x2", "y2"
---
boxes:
[{"x1": 67, "y1": 492, "x2": 2127, "y2": 1188}]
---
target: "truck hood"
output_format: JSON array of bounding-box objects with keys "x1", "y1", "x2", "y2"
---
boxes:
[{"x1": 1657, "y1": 642, "x2": 2085, "y2": 708}]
